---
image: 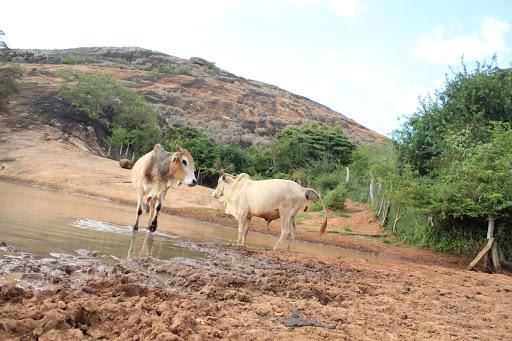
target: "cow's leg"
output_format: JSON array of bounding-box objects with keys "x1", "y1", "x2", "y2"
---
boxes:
[
  {"x1": 285, "y1": 217, "x2": 293, "y2": 251},
  {"x1": 147, "y1": 196, "x2": 158, "y2": 232},
  {"x1": 149, "y1": 192, "x2": 165, "y2": 232},
  {"x1": 241, "y1": 217, "x2": 251, "y2": 245},
  {"x1": 287, "y1": 202, "x2": 304, "y2": 249},
  {"x1": 275, "y1": 209, "x2": 297, "y2": 251},
  {"x1": 145, "y1": 196, "x2": 151, "y2": 213},
  {"x1": 274, "y1": 211, "x2": 291, "y2": 251},
  {"x1": 291, "y1": 218, "x2": 297, "y2": 241},
  {"x1": 237, "y1": 216, "x2": 248, "y2": 246},
  {"x1": 133, "y1": 187, "x2": 144, "y2": 231}
]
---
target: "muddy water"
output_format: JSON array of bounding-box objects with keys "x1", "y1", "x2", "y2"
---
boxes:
[
  {"x1": 0, "y1": 181, "x2": 386, "y2": 262},
  {"x1": 0, "y1": 181, "x2": 204, "y2": 261}
]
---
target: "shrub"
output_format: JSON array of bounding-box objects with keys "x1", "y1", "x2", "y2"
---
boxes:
[
  {"x1": 205, "y1": 62, "x2": 220, "y2": 76},
  {"x1": 58, "y1": 69, "x2": 160, "y2": 156},
  {"x1": 313, "y1": 171, "x2": 344, "y2": 192},
  {"x1": 0, "y1": 63, "x2": 22, "y2": 108},
  {"x1": 309, "y1": 201, "x2": 324, "y2": 212},
  {"x1": 59, "y1": 71, "x2": 121, "y2": 120},
  {"x1": 324, "y1": 184, "x2": 347, "y2": 210},
  {"x1": 155, "y1": 64, "x2": 175, "y2": 74},
  {"x1": 176, "y1": 66, "x2": 192, "y2": 76},
  {"x1": 59, "y1": 55, "x2": 90, "y2": 65}
]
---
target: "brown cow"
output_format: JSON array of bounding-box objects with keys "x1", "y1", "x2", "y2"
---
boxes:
[{"x1": 131, "y1": 144, "x2": 197, "y2": 232}]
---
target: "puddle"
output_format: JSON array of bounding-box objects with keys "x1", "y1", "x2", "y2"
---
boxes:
[
  {"x1": 0, "y1": 181, "x2": 204, "y2": 261},
  {"x1": 0, "y1": 180, "x2": 390, "y2": 264}
]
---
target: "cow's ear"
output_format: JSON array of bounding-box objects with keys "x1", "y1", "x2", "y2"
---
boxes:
[
  {"x1": 171, "y1": 153, "x2": 180, "y2": 163},
  {"x1": 220, "y1": 169, "x2": 225, "y2": 176}
]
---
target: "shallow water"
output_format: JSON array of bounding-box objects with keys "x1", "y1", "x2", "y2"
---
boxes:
[
  {"x1": 0, "y1": 181, "x2": 204, "y2": 261},
  {"x1": 0, "y1": 180, "x2": 387, "y2": 263}
]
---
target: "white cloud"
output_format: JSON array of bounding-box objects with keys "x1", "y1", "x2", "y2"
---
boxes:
[
  {"x1": 413, "y1": 17, "x2": 510, "y2": 64},
  {"x1": 328, "y1": 0, "x2": 366, "y2": 21}
]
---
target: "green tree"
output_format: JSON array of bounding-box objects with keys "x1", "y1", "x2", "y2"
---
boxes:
[
  {"x1": 394, "y1": 57, "x2": 512, "y2": 175},
  {"x1": 58, "y1": 70, "x2": 160, "y2": 156},
  {"x1": 432, "y1": 123, "x2": 512, "y2": 222},
  {"x1": 0, "y1": 30, "x2": 7, "y2": 49},
  {"x1": 272, "y1": 123, "x2": 355, "y2": 174}
]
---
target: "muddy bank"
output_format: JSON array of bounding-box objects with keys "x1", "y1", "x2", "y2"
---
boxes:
[{"x1": 1, "y1": 241, "x2": 512, "y2": 340}]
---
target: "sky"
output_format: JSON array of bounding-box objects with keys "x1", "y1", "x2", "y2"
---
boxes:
[{"x1": 1, "y1": 0, "x2": 512, "y2": 136}]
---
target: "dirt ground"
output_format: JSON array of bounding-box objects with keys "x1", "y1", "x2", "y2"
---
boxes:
[
  {"x1": 1, "y1": 64, "x2": 511, "y2": 340},
  {"x1": 1, "y1": 241, "x2": 511, "y2": 340}
]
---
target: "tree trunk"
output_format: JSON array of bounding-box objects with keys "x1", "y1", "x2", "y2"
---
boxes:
[
  {"x1": 428, "y1": 213, "x2": 435, "y2": 228},
  {"x1": 484, "y1": 215, "x2": 499, "y2": 272},
  {"x1": 375, "y1": 183, "x2": 382, "y2": 209},
  {"x1": 381, "y1": 199, "x2": 390, "y2": 227},
  {"x1": 125, "y1": 143, "x2": 130, "y2": 157},
  {"x1": 119, "y1": 143, "x2": 123, "y2": 158},
  {"x1": 369, "y1": 178, "x2": 375, "y2": 205},
  {"x1": 492, "y1": 243, "x2": 501, "y2": 273},
  {"x1": 345, "y1": 166, "x2": 350, "y2": 183},
  {"x1": 376, "y1": 194, "x2": 385, "y2": 217},
  {"x1": 107, "y1": 145, "x2": 111, "y2": 158},
  {"x1": 131, "y1": 152, "x2": 135, "y2": 162},
  {"x1": 392, "y1": 205, "x2": 404, "y2": 232}
]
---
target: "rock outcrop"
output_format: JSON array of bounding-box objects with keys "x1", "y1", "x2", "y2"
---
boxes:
[{"x1": 7, "y1": 47, "x2": 387, "y2": 146}]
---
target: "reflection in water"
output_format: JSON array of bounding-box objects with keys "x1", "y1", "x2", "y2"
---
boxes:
[{"x1": 127, "y1": 232, "x2": 155, "y2": 259}]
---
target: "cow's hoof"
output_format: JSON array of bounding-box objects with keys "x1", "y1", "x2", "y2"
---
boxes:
[
  {"x1": 149, "y1": 226, "x2": 157, "y2": 233},
  {"x1": 133, "y1": 226, "x2": 138, "y2": 232}
]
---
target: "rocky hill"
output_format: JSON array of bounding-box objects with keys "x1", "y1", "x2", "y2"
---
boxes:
[{"x1": 6, "y1": 47, "x2": 387, "y2": 146}]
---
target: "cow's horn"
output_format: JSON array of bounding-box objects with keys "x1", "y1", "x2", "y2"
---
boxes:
[
  {"x1": 176, "y1": 144, "x2": 183, "y2": 151},
  {"x1": 220, "y1": 169, "x2": 225, "y2": 176}
]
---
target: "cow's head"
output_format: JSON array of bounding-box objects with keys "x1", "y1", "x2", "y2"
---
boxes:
[
  {"x1": 212, "y1": 170, "x2": 249, "y2": 198},
  {"x1": 165, "y1": 145, "x2": 197, "y2": 186},
  {"x1": 212, "y1": 170, "x2": 231, "y2": 199},
  {"x1": 154, "y1": 144, "x2": 197, "y2": 188}
]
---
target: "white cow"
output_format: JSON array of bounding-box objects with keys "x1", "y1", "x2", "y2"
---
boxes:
[
  {"x1": 212, "y1": 171, "x2": 328, "y2": 250},
  {"x1": 131, "y1": 144, "x2": 197, "y2": 232}
]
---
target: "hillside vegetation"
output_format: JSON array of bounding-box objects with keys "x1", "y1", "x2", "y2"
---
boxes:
[{"x1": 354, "y1": 58, "x2": 512, "y2": 269}]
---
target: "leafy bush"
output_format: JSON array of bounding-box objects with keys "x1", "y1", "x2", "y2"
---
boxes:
[
  {"x1": 176, "y1": 66, "x2": 192, "y2": 76},
  {"x1": 324, "y1": 184, "x2": 347, "y2": 210},
  {"x1": 0, "y1": 63, "x2": 22, "y2": 108},
  {"x1": 313, "y1": 171, "x2": 344, "y2": 192},
  {"x1": 58, "y1": 69, "x2": 160, "y2": 156},
  {"x1": 59, "y1": 72, "x2": 121, "y2": 120}
]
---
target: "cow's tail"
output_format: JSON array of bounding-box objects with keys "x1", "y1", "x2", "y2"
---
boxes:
[{"x1": 304, "y1": 188, "x2": 328, "y2": 234}]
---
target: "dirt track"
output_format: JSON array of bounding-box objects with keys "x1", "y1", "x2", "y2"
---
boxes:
[{"x1": 1, "y1": 65, "x2": 512, "y2": 340}]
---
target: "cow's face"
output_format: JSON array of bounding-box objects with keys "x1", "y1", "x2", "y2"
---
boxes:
[
  {"x1": 212, "y1": 172, "x2": 233, "y2": 198},
  {"x1": 170, "y1": 148, "x2": 197, "y2": 186}
]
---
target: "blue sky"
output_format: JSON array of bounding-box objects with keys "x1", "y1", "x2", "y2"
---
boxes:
[{"x1": 1, "y1": 0, "x2": 511, "y2": 135}]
